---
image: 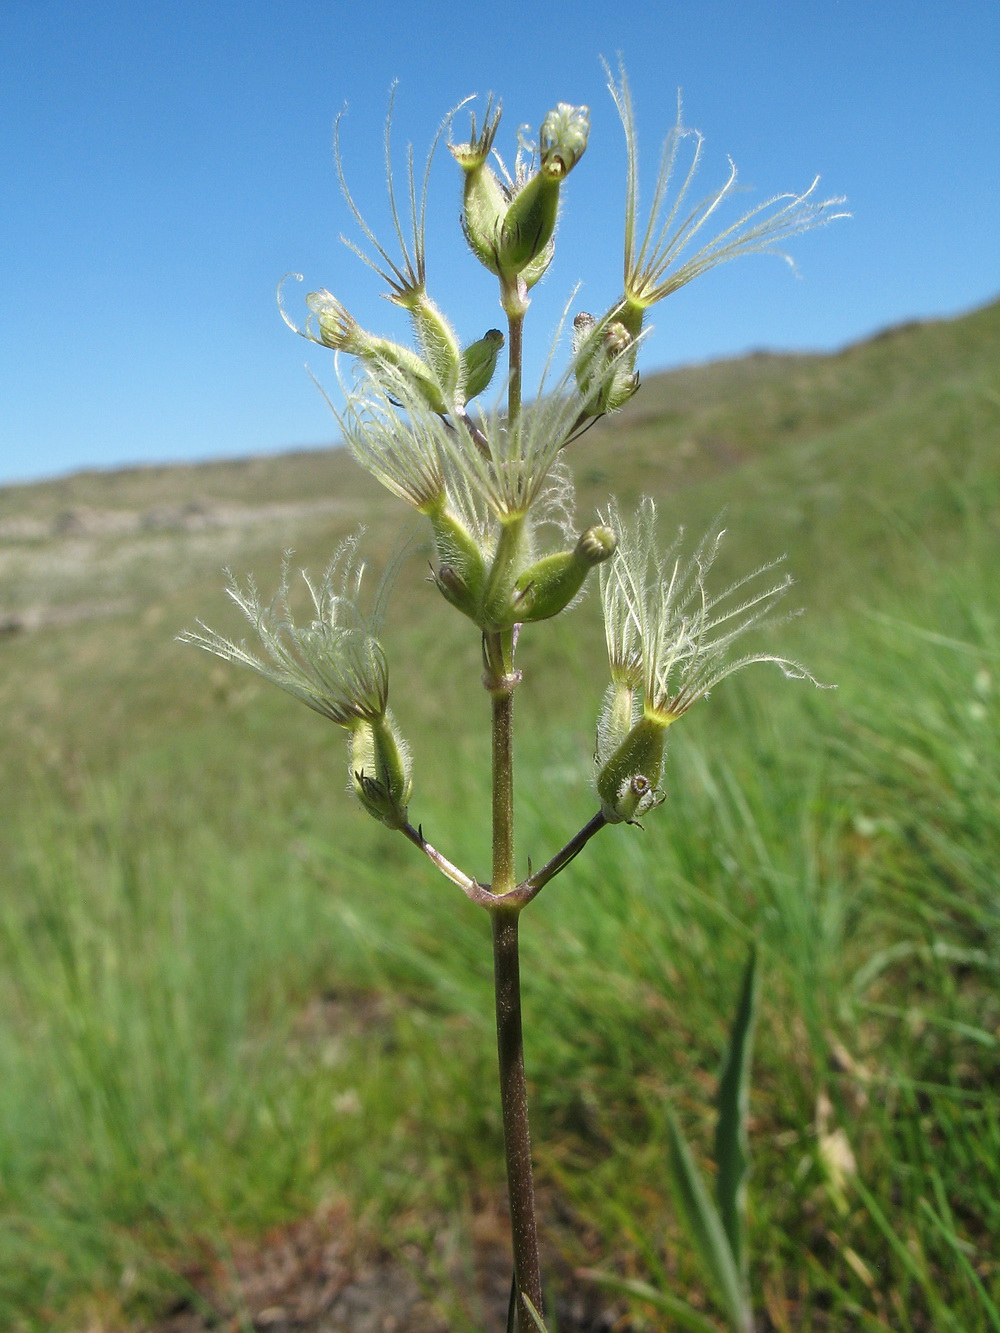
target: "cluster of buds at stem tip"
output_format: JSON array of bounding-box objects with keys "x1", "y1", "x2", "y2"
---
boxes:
[
  {"x1": 438, "y1": 517, "x2": 618, "y2": 632},
  {"x1": 451, "y1": 100, "x2": 590, "y2": 288}
]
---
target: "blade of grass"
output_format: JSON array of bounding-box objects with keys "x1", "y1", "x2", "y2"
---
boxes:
[
  {"x1": 521, "y1": 1292, "x2": 550, "y2": 1331},
  {"x1": 665, "y1": 1108, "x2": 753, "y2": 1333},
  {"x1": 918, "y1": 1197, "x2": 1000, "y2": 1331},
  {"x1": 579, "y1": 1270, "x2": 724, "y2": 1333},
  {"x1": 714, "y1": 946, "x2": 758, "y2": 1274},
  {"x1": 855, "y1": 1178, "x2": 963, "y2": 1332}
]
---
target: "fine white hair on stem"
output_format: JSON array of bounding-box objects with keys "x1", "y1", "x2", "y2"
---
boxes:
[
  {"x1": 178, "y1": 532, "x2": 393, "y2": 727},
  {"x1": 599, "y1": 497, "x2": 829, "y2": 720},
  {"x1": 604, "y1": 57, "x2": 848, "y2": 310}
]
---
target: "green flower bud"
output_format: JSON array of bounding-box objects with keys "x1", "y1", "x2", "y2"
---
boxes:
[
  {"x1": 306, "y1": 291, "x2": 449, "y2": 414},
  {"x1": 539, "y1": 102, "x2": 590, "y2": 177},
  {"x1": 350, "y1": 712, "x2": 412, "y2": 830},
  {"x1": 394, "y1": 290, "x2": 462, "y2": 406},
  {"x1": 424, "y1": 496, "x2": 488, "y2": 622},
  {"x1": 496, "y1": 103, "x2": 589, "y2": 278},
  {"x1": 596, "y1": 713, "x2": 668, "y2": 825},
  {"x1": 513, "y1": 525, "x2": 617, "y2": 623},
  {"x1": 451, "y1": 101, "x2": 508, "y2": 276},
  {"x1": 460, "y1": 328, "x2": 504, "y2": 402}
]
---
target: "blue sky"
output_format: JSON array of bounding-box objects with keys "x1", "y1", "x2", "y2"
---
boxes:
[{"x1": 1, "y1": 0, "x2": 997, "y2": 486}]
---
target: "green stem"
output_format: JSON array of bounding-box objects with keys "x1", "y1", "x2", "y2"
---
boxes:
[
  {"x1": 506, "y1": 305, "x2": 524, "y2": 427},
  {"x1": 521, "y1": 811, "x2": 609, "y2": 901},
  {"x1": 492, "y1": 905, "x2": 543, "y2": 1326},
  {"x1": 491, "y1": 675, "x2": 517, "y2": 896}
]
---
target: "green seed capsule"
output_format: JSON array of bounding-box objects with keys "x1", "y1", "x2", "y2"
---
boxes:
[
  {"x1": 481, "y1": 517, "x2": 530, "y2": 630},
  {"x1": 596, "y1": 713, "x2": 668, "y2": 824},
  {"x1": 451, "y1": 101, "x2": 507, "y2": 276},
  {"x1": 497, "y1": 169, "x2": 562, "y2": 277},
  {"x1": 495, "y1": 103, "x2": 589, "y2": 278}
]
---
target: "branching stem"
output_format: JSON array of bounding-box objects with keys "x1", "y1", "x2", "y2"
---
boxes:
[{"x1": 521, "y1": 811, "x2": 609, "y2": 901}]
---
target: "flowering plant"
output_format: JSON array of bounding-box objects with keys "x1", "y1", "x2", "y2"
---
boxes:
[{"x1": 183, "y1": 62, "x2": 842, "y2": 1331}]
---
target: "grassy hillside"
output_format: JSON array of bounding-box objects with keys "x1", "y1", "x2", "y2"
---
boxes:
[{"x1": 1, "y1": 299, "x2": 998, "y2": 1331}]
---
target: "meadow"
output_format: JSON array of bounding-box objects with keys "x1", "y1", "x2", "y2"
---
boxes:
[{"x1": 0, "y1": 297, "x2": 997, "y2": 1330}]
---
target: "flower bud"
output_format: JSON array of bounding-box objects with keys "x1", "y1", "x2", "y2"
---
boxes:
[
  {"x1": 460, "y1": 328, "x2": 504, "y2": 402},
  {"x1": 424, "y1": 497, "x2": 488, "y2": 622},
  {"x1": 495, "y1": 103, "x2": 589, "y2": 278},
  {"x1": 596, "y1": 713, "x2": 668, "y2": 824},
  {"x1": 350, "y1": 712, "x2": 412, "y2": 829},
  {"x1": 513, "y1": 525, "x2": 617, "y2": 622},
  {"x1": 539, "y1": 102, "x2": 590, "y2": 177},
  {"x1": 306, "y1": 291, "x2": 450, "y2": 414},
  {"x1": 451, "y1": 101, "x2": 508, "y2": 276}
]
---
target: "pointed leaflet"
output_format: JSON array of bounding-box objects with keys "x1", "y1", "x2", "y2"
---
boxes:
[
  {"x1": 665, "y1": 1108, "x2": 753, "y2": 1333},
  {"x1": 714, "y1": 946, "x2": 759, "y2": 1276}
]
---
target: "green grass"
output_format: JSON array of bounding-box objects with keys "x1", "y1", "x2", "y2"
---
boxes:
[{"x1": 0, "y1": 299, "x2": 998, "y2": 1330}]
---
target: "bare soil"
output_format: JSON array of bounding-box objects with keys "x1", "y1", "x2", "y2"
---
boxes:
[{"x1": 149, "y1": 1201, "x2": 625, "y2": 1333}]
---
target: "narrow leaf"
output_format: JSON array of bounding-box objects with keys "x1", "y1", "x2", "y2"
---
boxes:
[
  {"x1": 666, "y1": 1108, "x2": 753, "y2": 1333},
  {"x1": 918, "y1": 1197, "x2": 1000, "y2": 1331},
  {"x1": 856, "y1": 1180, "x2": 963, "y2": 1332},
  {"x1": 581, "y1": 1268, "x2": 725, "y2": 1333},
  {"x1": 715, "y1": 945, "x2": 758, "y2": 1275},
  {"x1": 521, "y1": 1293, "x2": 551, "y2": 1332},
  {"x1": 506, "y1": 1271, "x2": 517, "y2": 1333}
]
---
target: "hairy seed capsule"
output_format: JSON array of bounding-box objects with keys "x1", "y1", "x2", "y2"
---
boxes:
[
  {"x1": 596, "y1": 713, "x2": 667, "y2": 824},
  {"x1": 350, "y1": 712, "x2": 412, "y2": 829}
]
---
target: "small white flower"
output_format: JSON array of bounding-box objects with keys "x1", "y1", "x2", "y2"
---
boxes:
[
  {"x1": 600, "y1": 498, "x2": 823, "y2": 725},
  {"x1": 179, "y1": 532, "x2": 391, "y2": 728},
  {"x1": 335, "y1": 362, "x2": 450, "y2": 514},
  {"x1": 605, "y1": 59, "x2": 847, "y2": 328},
  {"x1": 339, "y1": 318, "x2": 611, "y2": 526}
]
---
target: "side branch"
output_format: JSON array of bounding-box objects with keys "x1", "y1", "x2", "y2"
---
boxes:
[
  {"x1": 400, "y1": 821, "x2": 488, "y2": 903},
  {"x1": 520, "y1": 811, "x2": 609, "y2": 902}
]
